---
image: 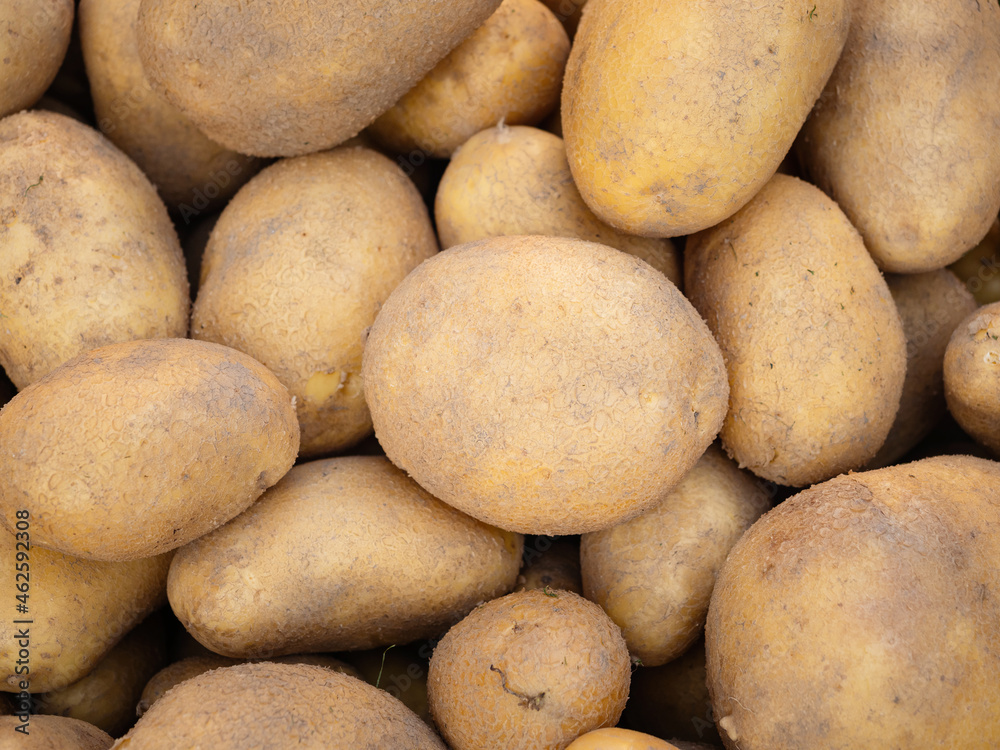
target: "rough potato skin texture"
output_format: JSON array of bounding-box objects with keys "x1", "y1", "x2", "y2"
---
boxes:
[
  {"x1": 428, "y1": 590, "x2": 631, "y2": 750},
  {"x1": 369, "y1": 0, "x2": 569, "y2": 158},
  {"x1": 0, "y1": 338, "x2": 300, "y2": 561},
  {"x1": 566, "y1": 728, "x2": 682, "y2": 750},
  {"x1": 685, "y1": 174, "x2": 906, "y2": 487},
  {"x1": 364, "y1": 235, "x2": 728, "y2": 535},
  {"x1": 0, "y1": 715, "x2": 112, "y2": 749},
  {"x1": 136, "y1": 0, "x2": 503, "y2": 157},
  {"x1": 706, "y1": 455, "x2": 1000, "y2": 749},
  {"x1": 797, "y1": 0, "x2": 1000, "y2": 273},
  {"x1": 0, "y1": 1, "x2": 73, "y2": 118},
  {"x1": 0, "y1": 111, "x2": 189, "y2": 389},
  {"x1": 168, "y1": 456, "x2": 522, "y2": 658},
  {"x1": 112, "y1": 663, "x2": 445, "y2": 749},
  {"x1": 581, "y1": 446, "x2": 770, "y2": 667},
  {"x1": 0, "y1": 540, "x2": 170, "y2": 694},
  {"x1": 435, "y1": 125, "x2": 680, "y2": 285},
  {"x1": 562, "y1": 0, "x2": 849, "y2": 237},
  {"x1": 191, "y1": 147, "x2": 438, "y2": 457},
  {"x1": 867, "y1": 270, "x2": 977, "y2": 468},
  {"x1": 944, "y1": 302, "x2": 1000, "y2": 455}
]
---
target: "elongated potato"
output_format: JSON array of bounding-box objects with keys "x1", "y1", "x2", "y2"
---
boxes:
[
  {"x1": 0, "y1": 339, "x2": 300, "y2": 561},
  {"x1": 0, "y1": 715, "x2": 112, "y2": 748},
  {"x1": 562, "y1": 0, "x2": 849, "y2": 237},
  {"x1": 944, "y1": 302, "x2": 1000, "y2": 455},
  {"x1": 0, "y1": 1, "x2": 74, "y2": 118}
]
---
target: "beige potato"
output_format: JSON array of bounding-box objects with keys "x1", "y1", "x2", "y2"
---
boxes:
[
  {"x1": 191, "y1": 146, "x2": 437, "y2": 457},
  {"x1": 685, "y1": 174, "x2": 907, "y2": 486},
  {"x1": 0, "y1": 1, "x2": 74, "y2": 118},
  {"x1": 346, "y1": 645, "x2": 432, "y2": 726},
  {"x1": 539, "y1": 0, "x2": 586, "y2": 36},
  {"x1": 0, "y1": 715, "x2": 112, "y2": 748},
  {"x1": 0, "y1": 338, "x2": 300, "y2": 561},
  {"x1": 514, "y1": 536, "x2": 583, "y2": 595},
  {"x1": 950, "y1": 217, "x2": 1000, "y2": 306},
  {"x1": 435, "y1": 125, "x2": 680, "y2": 285},
  {"x1": 0, "y1": 111, "x2": 188, "y2": 389},
  {"x1": 943, "y1": 302, "x2": 1000, "y2": 455}
]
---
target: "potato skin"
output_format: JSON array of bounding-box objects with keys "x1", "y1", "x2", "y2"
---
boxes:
[
  {"x1": 566, "y1": 729, "x2": 682, "y2": 750},
  {"x1": 706, "y1": 456, "x2": 1000, "y2": 749},
  {"x1": 136, "y1": 0, "x2": 503, "y2": 157},
  {"x1": 685, "y1": 174, "x2": 906, "y2": 486},
  {"x1": 943, "y1": 302, "x2": 1000, "y2": 455},
  {"x1": 0, "y1": 111, "x2": 189, "y2": 389},
  {"x1": 363, "y1": 235, "x2": 728, "y2": 535},
  {"x1": 562, "y1": 0, "x2": 849, "y2": 237},
  {"x1": 435, "y1": 125, "x2": 680, "y2": 285},
  {"x1": 0, "y1": 338, "x2": 300, "y2": 561},
  {"x1": 797, "y1": 0, "x2": 1000, "y2": 273},
  {"x1": 0, "y1": 1, "x2": 73, "y2": 118},
  {"x1": 0, "y1": 715, "x2": 112, "y2": 749}
]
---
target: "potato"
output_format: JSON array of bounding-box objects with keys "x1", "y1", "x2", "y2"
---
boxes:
[
  {"x1": 346, "y1": 645, "x2": 432, "y2": 725},
  {"x1": 0, "y1": 539, "x2": 170, "y2": 693},
  {"x1": 136, "y1": 0, "x2": 503, "y2": 157},
  {"x1": 115, "y1": 663, "x2": 446, "y2": 748},
  {"x1": 797, "y1": 0, "x2": 1000, "y2": 273},
  {"x1": 566, "y1": 729, "x2": 683, "y2": 750},
  {"x1": 706, "y1": 456, "x2": 1000, "y2": 749},
  {"x1": 191, "y1": 146, "x2": 437, "y2": 457},
  {"x1": 435, "y1": 125, "x2": 680, "y2": 285},
  {"x1": 539, "y1": 0, "x2": 586, "y2": 36},
  {"x1": 0, "y1": 1, "x2": 73, "y2": 118},
  {"x1": 168, "y1": 456, "x2": 522, "y2": 658},
  {"x1": 581, "y1": 446, "x2": 770, "y2": 666},
  {"x1": 943, "y1": 302, "x2": 1000, "y2": 455},
  {"x1": 950, "y1": 217, "x2": 1000, "y2": 306},
  {"x1": 685, "y1": 174, "x2": 907, "y2": 486},
  {"x1": 78, "y1": 0, "x2": 260, "y2": 212},
  {"x1": 369, "y1": 0, "x2": 569, "y2": 158},
  {"x1": 561, "y1": 0, "x2": 849, "y2": 237},
  {"x1": 428, "y1": 589, "x2": 630, "y2": 750},
  {"x1": 0, "y1": 338, "x2": 300, "y2": 561},
  {"x1": 514, "y1": 536, "x2": 583, "y2": 595},
  {"x1": 0, "y1": 111, "x2": 189, "y2": 389},
  {"x1": 0, "y1": 715, "x2": 112, "y2": 748},
  {"x1": 363, "y1": 235, "x2": 728, "y2": 534}
]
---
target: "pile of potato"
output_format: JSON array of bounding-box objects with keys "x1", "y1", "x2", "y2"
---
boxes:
[{"x1": 1, "y1": 0, "x2": 999, "y2": 748}]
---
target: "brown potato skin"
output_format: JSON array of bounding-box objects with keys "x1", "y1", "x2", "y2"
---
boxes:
[
  {"x1": 136, "y1": 0, "x2": 503, "y2": 157},
  {"x1": 0, "y1": 339, "x2": 300, "y2": 561},
  {"x1": 943, "y1": 302, "x2": 1000, "y2": 455},
  {"x1": 0, "y1": 1, "x2": 74, "y2": 118},
  {"x1": 0, "y1": 715, "x2": 112, "y2": 749},
  {"x1": 706, "y1": 456, "x2": 1000, "y2": 749},
  {"x1": 0, "y1": 112, "x2": 189, "y2": 389}
]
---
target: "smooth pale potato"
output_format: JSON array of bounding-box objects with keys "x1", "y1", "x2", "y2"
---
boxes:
[
  {"x1": 0, "y1": 338, "x2": 300, "y2": 561},
  {"x1": 685, "y1": 174, "x2": 907, "y2": 486},
  {"x1": 113, "y1": 663, "x2": 446, "y2": 749},
  {"x1": 581, "y1": 446, "x2": 770, "y2": 666},
  {"x1": 0, "y1": 715, "x2": 112, "y2": 749},
  {"x1": 78, "y1": 0, "x2": 260, "y2": 211},
  {"x1": 168, "y1": 456, "x2": 522, "y2": 658},
  {"x1": 428, "y1": 590, "x2": 631, "y2": 750},
  {"x1": 363, "y1": 235, "x2": 728, "y2": 535},
  {"x1": 0, "y1": 539, "x2": 170, "y2": 693},
  {"x1": 514, "y1": 536, "x2": 583, "y2": 595},
  {"x1": 369, "y1": 0, "x2": 569, "y2": 158},
  {"x1": 950, "y1": 217, "x2": 1000, "y2": 306},
  {"x1": 0, "y1": 111, "x2": 188, "y2": 389},
  {"x1": 136, "y1": 0, "x2": 503, "y2": 157},
  {"x1": 706, "y1": 456, "x2": 1000, "y2": 749},
  {"x1": 0, "y1": 1, "x2": 74, "y2": 118},
  {"x1": 435, "y1": 125, "x2": 680, "y2": 285},
  {"x1": 798, "y1": 0, "x2": 1000, "y2": 273},
  {"x1": 191, "y1": 146, "x2": 437, "y2": 457},
  {"x1": 943, "y1": 302, "x2": 1000, "y2": 455},
  {"x1": 566, "y1": 729, "x2": 682, "y2": 750},
  {"x1": 562, "y1": 0, "x2": 849, "y2": 237}
]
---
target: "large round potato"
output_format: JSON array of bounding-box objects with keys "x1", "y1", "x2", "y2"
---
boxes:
[
  {"x1": 706, "y1": 456, "x2": 1000, "y2": 749},
  {"x1": 0, "y1": 338, "x2": 300, "y2": 561},
  {"x1": 685, "y1": 174, "x2": 907, "y2": 486},
  {"x1": 0, "y1": 1, "x2": 74, "y2": 118},
  {"x1": 363, "y1": 235, "x2": 729, "y2": 535},
  {"x1": 944, "y1": 302, "x2": 1000, "y2": 455}
]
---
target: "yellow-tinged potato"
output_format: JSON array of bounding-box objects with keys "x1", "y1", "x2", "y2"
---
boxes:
[
  {"x1": 566, "y1": 728, "x2": 683, "y2": 750},
  {"x1": 369, "y1": 0, "x2": 569, "y2": 158},
  {"x1": 363, "y1": 235, "x2": 728, "y2": 535},
  {"x1": 136, "y1": 0, "x2": 503, "y2": 157},
  {"x1": 515, "y1": 536, "x2": 583, "y2": 595},
  {"x1": 0, "y1": 539, "x2": 170, "y2": 693},
  {"x1": 562, "y1": 0, "x2": 849, "y2": 237},
  {"x1": 435, "y1": 125, "x2": 680, "y2": 285},
  {"x1": 539, "y1": 0, "x2": 586, "y2": 36},
  {"x1": 191, "y1": 146, "x2": 437, "y2": 457},
  {"x1": 950, "y1": 217, "x2": 1000, "y2": 306},
  {"x1": 0, "y1": 715, "x2": 112, "y2": 748},
  {"x1": 0, "y1": 111, "x2": 189, "y2": 389},
  {"x1": 0, "y1": 338, "x2": 300, "y2": 561},
  {"x1": 685, "y1": 174, "x2": 906, "y2": 486},
  {"x1": 113, "y1": 663, "x2": 446, "y2": 749},
  {"x1": 428, "y1": 589, "x2": 631, "y2": 750},
  {"x1": 581, "y1": 446, "x2": 770, "y2": 666},
  {"x1": 0, "y1": 1, "x2": 74, "y2": 118},
  {"x1": 706, "y1": 456, "x2": 1000, "y2": 749},
  {"x1": 168, "y1": 456, "x2": 522, "y2": 658},
  {"x1": 797, "y1": 0, "x2": 1000, "y2": 273},
  {"x1": 346, "y1": 645, "x2": 432, "y2": 725},
  {"x1": 943, "y1": 302, "x2": 1000, "y2": 455}
]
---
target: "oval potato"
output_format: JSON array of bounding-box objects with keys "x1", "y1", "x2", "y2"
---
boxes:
[
  {"x1": 0, "y1": 1, "x2": 73, "y2": 118},
  {"x1": 943, "y1": 302, "x2": 1000, "y2": 455},
  {"x1": 566, "y1": 728, "x2": 683, "y2": 750},
  {"x1": 0, "y1": 715, "x2": 112, "y2": 748}
]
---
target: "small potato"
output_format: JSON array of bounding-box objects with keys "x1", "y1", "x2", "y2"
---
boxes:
[
  {"x1": 369, "y1": 0, "x2": 569, "y2": 158},
  {"x1": 943, "y1": 302, "x2": 1000, "y2": 455},
  {"x1": 566, "y1": 729, "x2": 683, "y2": 750},
  {"x1": 950, "y1": 217, "x2": 1000, "y2": 306},
  {"x1": 539, "y1": 0, "x2": 586, "y2": 36},
  {"x1": 0, "y1": 715, "x2": 112, "y2": 748},
  {"x1": 0, "y1": 1, "x2": 74, "y2": 118},
  {"x1": 515, "y1": 536, "x2": 583, "y2": 595},
  {"x1": 346, "y1": 645, "x2": 432, "y2": 725}
]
